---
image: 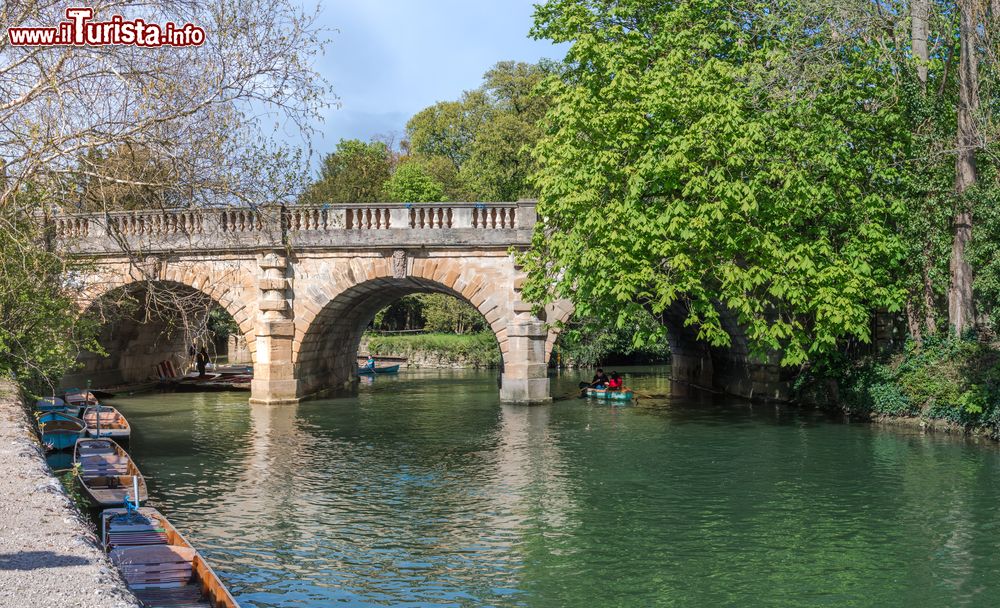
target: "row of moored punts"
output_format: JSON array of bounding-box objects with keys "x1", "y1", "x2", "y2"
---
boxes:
[
  {"x1": 33, "y1": 390, "x2": 239, "y2": 607},
  {"x1": 36, "y1": 390, "x2": 130, "y2": 450}
]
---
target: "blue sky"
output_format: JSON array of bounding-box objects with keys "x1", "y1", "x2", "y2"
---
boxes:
[{"x1": 303, "y1": 1, "x2": 565, "y2": 153}]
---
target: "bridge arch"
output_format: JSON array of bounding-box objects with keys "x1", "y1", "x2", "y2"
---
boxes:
[
  {"x1": 293, "y1": 256, "x2": 516, "y2": 398},
  {"x1": 66, "y1": 262, "x2": 258, "y2": 387}
]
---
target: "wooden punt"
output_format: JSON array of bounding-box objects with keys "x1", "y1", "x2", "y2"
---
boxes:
[
  {"x1": 584, "y1": 387, "x2": 635, "y2": 402},
  {"x1": 83, "y1": 405, "x2": 131, "y2": 439},
  {"x1": 74, "y1": 438, "x2": 148, "y2": 507},
  {"x1": 101, "y1": 507, "x2": 240, "y2": 608},
  {"x1": 36, "y1": 397, "x2": 73, "y2": 415},
  {"x1": 64, "y1": 389, "x2": 100, "y2": 410},
  {"x1": 37, "y1": 411, "x2": 87, "y2": 451}
]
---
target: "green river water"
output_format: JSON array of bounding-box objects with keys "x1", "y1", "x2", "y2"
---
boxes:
[{"x1": 75, "y1": 366, "x2": 1000, "y2": 607}]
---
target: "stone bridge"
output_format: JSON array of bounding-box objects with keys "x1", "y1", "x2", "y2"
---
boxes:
[{"x1": 53, "y1": 201, "x2": 572, "y2": 405}]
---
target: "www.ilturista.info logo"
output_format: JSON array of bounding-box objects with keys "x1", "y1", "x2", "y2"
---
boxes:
[{"x1": 8, "y1": 8, "x2": 205, "y2": 47}]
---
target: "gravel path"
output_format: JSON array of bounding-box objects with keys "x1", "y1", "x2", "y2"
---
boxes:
[{"x1": 0, "y1": 380, "x2": 138, "y2": 608}]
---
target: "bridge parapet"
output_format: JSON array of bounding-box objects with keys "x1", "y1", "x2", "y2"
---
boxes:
[{"x1": 51, "y1": 200, "x2": 537, "y2": 255}]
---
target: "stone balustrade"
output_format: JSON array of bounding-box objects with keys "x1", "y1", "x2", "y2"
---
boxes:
[{"x1": 51, "y1": 201, "x2": 536, "y2": 255}]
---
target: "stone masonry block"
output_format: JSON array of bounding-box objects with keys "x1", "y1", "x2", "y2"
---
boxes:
[
  {"x1": 421, "y1": 260, "x2": 439, "y2": 280},
  {"x1": 507, "y1": 321, "x2": 547, "y2": 338},
  {"x1": 512, "y1": 300, "x2": 532, "y2": 314},
  {"x1": 260, "y1": 319, "x2": 295, "y2": 337},
  {"x1": 258, "y1": 277, "x2": 288, "y2": 291},
  {"x1": 258, "y1": 299, "x2": 290, "y2": 313},
  {"x1": 502, "y1": 362, "x2": 548, "y2": 379},
  {"x1": 258, "y1": 252, "x2": 287, "y2": 269},
  {"x1": 484, "y1": 308, "x2": 503, "y2": 326},
  {"x1": 461, "y1": 276, "x2": 484, "y2": 297}
]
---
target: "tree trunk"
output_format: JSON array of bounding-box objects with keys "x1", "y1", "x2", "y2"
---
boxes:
[
  {"x1": 948, "y1": 0, "x2": 980, "y2": 335},
  {"x1": 910, "y1": 0, "x2": 935, "y2": 339},
  {"x1": 922, "y1": 241, "x2": 937, "y2": 336},
  {"x1": 906, "y1": 300, "x2": 923, "y2": 343},
  {"x1": 911, "y1": 0, "x2": 930, "y2": 91}
]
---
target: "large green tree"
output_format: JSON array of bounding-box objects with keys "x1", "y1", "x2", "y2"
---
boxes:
[
  {"x1": 300, "y1": 139, "x2": 392, "y2": 204},
  {"x1": 405, "y1": 61, "x2": 553, "y2": 201},
  {"x1": 461, "y1": 61, "x2": 552, "y2": 201},
  {"x1": 405, "y1": 92, "x2": 491, "y2": 171},
  {"x1": 522, "y1": 0, "x2": 912, "y2": 365},
  {"x1": 384, "y1": 162, "x2": 446, "y2": 203}
]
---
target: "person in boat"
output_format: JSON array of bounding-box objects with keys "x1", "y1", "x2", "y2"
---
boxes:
[
  {"x1": 607, "y1": 372, "x2": 623, "y2": 391},
  {"x1": 591, "y1": 368, "x2": 609, "y2": 388},
  {"x1": 365, "y1": 355, "x2": 376, "y2": 370},
  {"x1": 196, "y1": 347, "x2": 210, "y2": 377}
]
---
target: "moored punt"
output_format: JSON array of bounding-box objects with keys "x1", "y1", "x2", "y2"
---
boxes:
[
  {"x1": 170, "y1": 373, "x2": 252, "y2": 392},
  {"x1": 64, "y1": 389, "x2": 100, "y2": 410},
  {"x1": 36, "y1": 396, "x2": 73, "y2": 415},
  {"x1": 74, "y1": 438, "x2": 148, "y2": 507},
  {"x1": 584, "y1": 387, "x2": 635, "y2": 402},
  {"x1": 357, "y1": 364, "x2": 401, "y2": 375},
  {"x1": 83, "y1": 405, "x2": 131, "y2": 439},
  {"x1": 102, "y1": 507, "x2": 240, "y2": 608},
  {"x1": 37, "y1": 411, "x2": 87, "y2": 451}
]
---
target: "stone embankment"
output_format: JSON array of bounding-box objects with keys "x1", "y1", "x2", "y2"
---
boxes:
[{"x1": 0, "y1": 380, "x2": 137, "y2": 608}]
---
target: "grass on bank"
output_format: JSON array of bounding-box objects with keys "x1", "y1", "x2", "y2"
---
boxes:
[
  {"x1": 365, "y1": 332, "x2": 500, "y2": 368},
  {"x1": 796, "y1": 335, "x2": 1000, "y2": 436}
]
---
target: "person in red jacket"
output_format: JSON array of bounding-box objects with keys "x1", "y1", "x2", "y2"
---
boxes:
[{"x1": 607, "y1": 372, "x2": 623, "y2": 391}]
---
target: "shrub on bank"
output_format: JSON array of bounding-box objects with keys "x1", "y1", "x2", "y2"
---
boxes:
[
  {"x1": 796, "y1": 336, "x2": 1000, "y2": 435},
  {"x1": 365, "y1": 332, "x2": 501, "y2": 368}
]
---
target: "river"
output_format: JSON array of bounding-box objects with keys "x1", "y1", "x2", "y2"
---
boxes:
[{"x1": 86, "y1": 366, "x2": 1000, "y2": 607}]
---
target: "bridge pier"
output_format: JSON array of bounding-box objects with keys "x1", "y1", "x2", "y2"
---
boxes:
[
  {"x1": 499, "y1": 318, "x2": 551, "y2": 405},
  {"x1": 250, "y1": 251, "x2": 299, "y2": 405}
]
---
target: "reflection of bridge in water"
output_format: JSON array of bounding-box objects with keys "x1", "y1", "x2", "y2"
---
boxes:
[{"x1": 56, "y1": 201, "x2": 569, "y2": 404}]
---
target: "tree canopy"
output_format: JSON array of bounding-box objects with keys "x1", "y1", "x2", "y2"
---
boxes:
[
  {"x1": 522, "y1": 0, "x2": 915, "y2": 365},
  {"x1": 384, "y1": 162, "x2": 446, "y2": 203},
  {"x1": 301, "y1": 139, "x2": 393, "y2": 204},
  {"x1": 402, "y1": 61, "x2": 552, "y2": 201}
]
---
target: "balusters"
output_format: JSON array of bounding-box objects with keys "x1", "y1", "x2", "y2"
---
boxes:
[
  {"x1": 56, "y1": 217, "x2": 90, "y2": 238},
  {"x1": 344, "y1": 207, "x2": 391, "y2": 229},
  {"x1": 50, "y1": 202, "x2": 526, "y2": 252},
  {"x1": 471, "y1": 206, "x2": 516, "y2": 229},
  {"x1": 407, "y1": 206, "x2": 456, "y2": 229},
  {"x1": 217, "y1": 209, "x2": 264, "y2": 233}
]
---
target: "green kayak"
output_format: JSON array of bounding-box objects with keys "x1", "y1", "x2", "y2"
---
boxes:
[{"x1": 584, "y1": 387, "x2": 634, "y2": 401}]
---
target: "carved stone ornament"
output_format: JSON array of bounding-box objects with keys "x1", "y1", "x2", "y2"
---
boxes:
[
  {"x1": 392, "y1": 249, "x2": 407, "y2": 279},
  {"x1": 131, "y1": 255, "x2": 164, "y2": 281}
]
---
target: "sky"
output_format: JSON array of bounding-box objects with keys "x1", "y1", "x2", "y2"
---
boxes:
[{"x1": 301, "y1": 1, "x2": 566, "y2": 155}]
